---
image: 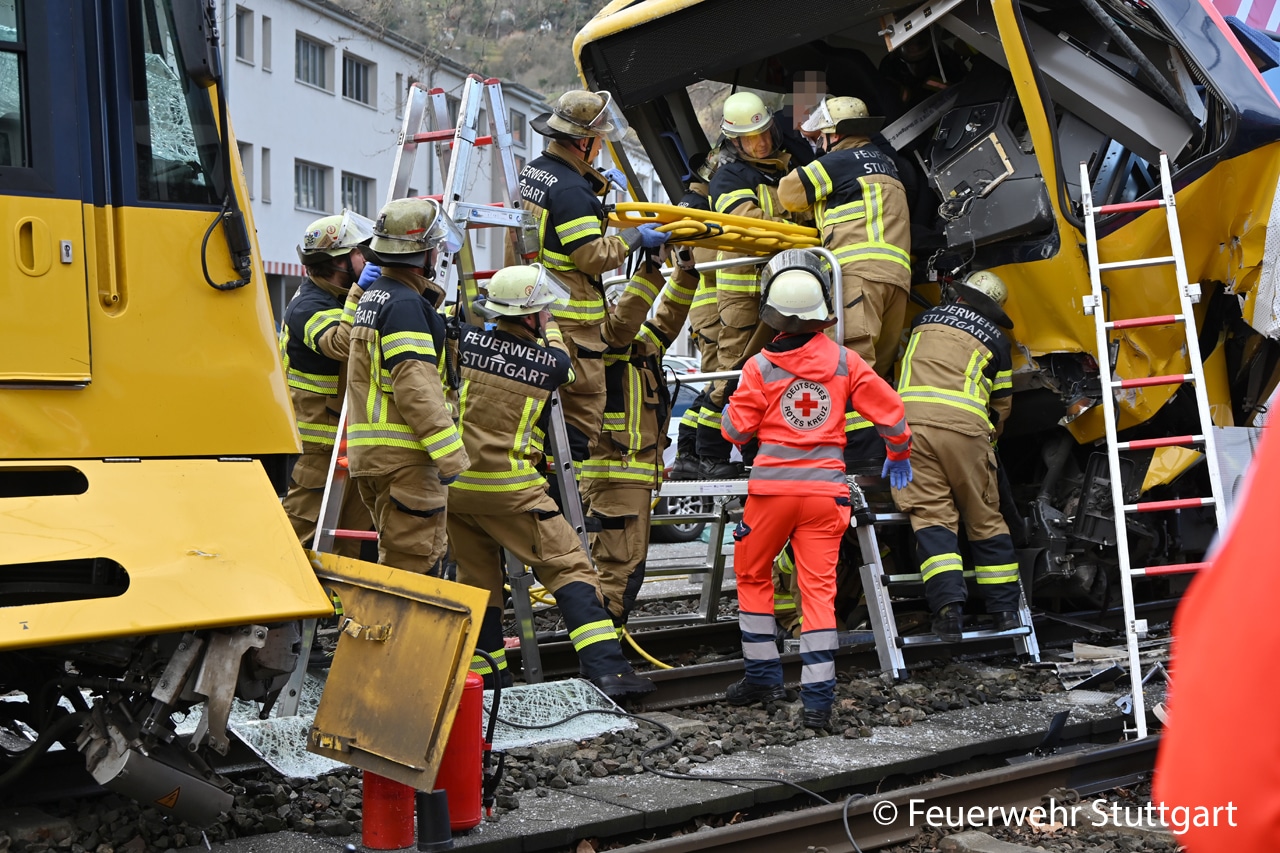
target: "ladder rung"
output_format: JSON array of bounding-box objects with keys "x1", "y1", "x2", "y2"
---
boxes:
[
  {"x1": 1123, "y1": 497, "x2": 1215, "y2": 513},
  {"x1": 1106, "y1": 314, "x2": 1183, "y2": 330},
  {"x1": 330, "y1": 529, "x2": 379, "y2": 540},
  {"x1": 1129, "y1": 561, "x2": 1208, "y2": 577},
  {"x1": 410, "y1": 131, "x2": 495, "y2": 146},
  {"x1": 1112, "y1": 373, "x2": 1193, "y2": 389},
  {"x1": 1096, "y1": 255, "x2": 1176, "y2": 271},
  {"x1": 1117, "y1": 434, "x2": 1204, "y2": 450},
  {"x1": 1096, "y1": 199, "x2": 1164, "y2": 214}
]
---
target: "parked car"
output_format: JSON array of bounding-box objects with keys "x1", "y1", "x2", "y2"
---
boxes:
[
  {"x1": 651, "y1": 379, "x2": 712, "y2": 543},
  {"x1": 662, "y1": 354, "x2": 701, "y2": 376}
]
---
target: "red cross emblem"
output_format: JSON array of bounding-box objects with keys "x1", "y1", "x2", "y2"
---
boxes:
[{"x1": 780, "y1": 381, "x2": 831, "y2": 430}]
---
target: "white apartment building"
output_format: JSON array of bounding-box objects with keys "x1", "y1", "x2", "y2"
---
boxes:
[{"x1": 220, "y1": 0, "x2": 666, "y2": 320}]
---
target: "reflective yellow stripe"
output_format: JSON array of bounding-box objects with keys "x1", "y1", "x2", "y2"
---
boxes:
[
  {"x1": 715, "y1": 188, "x2": 755, "y2": 214},
  {"x1": 845, "y1": 411, "x2": 873, "y2": 432},
  {"x1": 470, "y1": 647, "x2": 507, "y2": 674},
  {"x1": 570, "y1": 618, "x2": 619, "y2": 651},
  {"x1": 921, "y1": 552, "x2": 964, "y2": 584},
  {"x1": 993, "y1": 369, "x2": 1012, "y2": 393},
  {"x1": 625, "y1": 366, "x2": 642, "y2": 454},
  {"x1": 287, "y1": 368, "x2": 339, "y2": 395},
  {"x1": 553, "y1": 298, "x2": 606, "y2": 323},
  {"x1": 298, "y1": 421, "x2": 339, "y2": 445},
  {"x1": 383, "y1": 330, "x2": 437, "y2": 361},
  {"x1": 975, "y1": 563, "x2": 1019, "y2": 584},
  {"x1": 900, "y1": 387, "x2": 989, "y2": 419},
  {"x1": 801, "y1": 160, "x2": 833, "y2": 199},
  {"x1": 303, "y1": 307, "x2": 343, "y2": 351},
  {"x1": 555, "y1": 215, "x2": 602, "y2": 243},
  {"x1": 717, "y1": 267, "x2": 761, "y2": 294},
  {"x1": 452, "y1": 468, "x2": 546, "y2": 492},
  {"x1": 423, "y1": 425, "x2": 464, "y2": 457},
  {"x1": 624, "y1": 273, "x2": 661, "y2": 306},
  {"x1": 664, "y1": 273, "x2": 696, "y2": 306}
]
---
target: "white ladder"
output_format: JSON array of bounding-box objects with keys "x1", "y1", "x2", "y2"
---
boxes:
[
  {"x1": 1079, "y1": 152, "x2": 1227, "y2": 739},
  {"x1": 851, "y1": 480, "x2": 1039, "y2": 680}
]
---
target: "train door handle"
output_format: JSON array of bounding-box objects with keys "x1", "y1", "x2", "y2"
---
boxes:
[{"x1": 15, "y1": 217, "x2": 53, "y2": 276}]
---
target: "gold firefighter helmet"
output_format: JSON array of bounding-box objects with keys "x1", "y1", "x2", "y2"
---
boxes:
[
  {"x1": 800, "y1": 96, "x2": 885, "y2": 137},
  {"x1": 297, "y1": 210, "x2": 376, "y2": 266},
  {"x1": 484, "y1": 264, "x2": 571, "y2": 317},
  {"x1": 721, "y1": 91, "x2": 773, "y2": 137},
  {"x1": 363, "y1": 198, "x2": 466, "y2": 268},
  {"x1": 531, "y1": 90, "x2": 628, "y2": 141},
  {"x1": 954, "y1": 269, "x2": 1013, "y2": 329}
]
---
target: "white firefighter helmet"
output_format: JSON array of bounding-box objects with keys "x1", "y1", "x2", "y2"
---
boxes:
[
  {"x1": 954, "y1": 269, "x2": 1013, "y2": 329},
  {"x1": 363, "y1": 198, "x2": 466, "y2": 267},
  {"x1": 760, "y1": 249, "x2": 837, "y2": 333},
  {"x1": 484, "y1": 264, "x2": 571, "y2": 317},
  {"x1": 721, "y1": 92, "x2": 773, "y2": 137},
  {"x1": 800, "y1": 96, "x2": 884, "y2": 137},
  {"x1": 296, "y1": 210, "x2": 375, "y2": 265}
]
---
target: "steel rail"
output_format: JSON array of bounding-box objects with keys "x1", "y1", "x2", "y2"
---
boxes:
[{"x1": 620, "y1": 737, "x2": 1159, "y2": 852}]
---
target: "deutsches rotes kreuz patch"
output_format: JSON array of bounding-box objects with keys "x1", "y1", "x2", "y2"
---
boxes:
[{"x1": 780, "y1": 380, "x2": 832, "y2": 430}]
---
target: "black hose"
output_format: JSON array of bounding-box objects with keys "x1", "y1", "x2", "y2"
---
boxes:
[
  {"x1": 1079, "y1": 0, "x2": 1205, "y2": 151},
  {"x1": 0, "y1": 712, "x2": 89, "y2": 790}
]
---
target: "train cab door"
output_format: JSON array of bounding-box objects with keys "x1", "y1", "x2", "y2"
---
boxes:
[{"x1": 0, "y1": 0, "x2": 92, "y2": 386}]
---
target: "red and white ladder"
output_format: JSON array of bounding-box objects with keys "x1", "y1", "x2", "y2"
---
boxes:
[{"x1": 1078, "y1": 152, "x2": 1228, "y2": 739}]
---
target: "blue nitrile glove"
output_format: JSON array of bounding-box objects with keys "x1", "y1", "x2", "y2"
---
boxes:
[
  {"x1": 882, "y1": 457, "x2": 913, "y2": 490},
  {"x1": 358, "y1": 264, "x2": 382, "y2": 288},
  {"x1": 602, "y1": 167, "x2": 627, "y2": 191},
  {"x1": 637, "y1": 222, "x2": 670, "y2": 250},
  {"x1": 439, "y1": 471, "x2": 459, "y2": 486}
]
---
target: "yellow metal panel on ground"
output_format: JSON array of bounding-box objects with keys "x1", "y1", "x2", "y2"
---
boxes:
[
  {"x1": 308, "y1": 552, "x2": 486, "y2": 789},
  {"x1": 0, "y1": 459, "x2": 331, "y2": 650}
]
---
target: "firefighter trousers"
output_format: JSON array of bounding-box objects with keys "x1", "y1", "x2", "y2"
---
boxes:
[
  {"x1": 355, "y1": 465, "x2": 449, "y2": 574},
  {"x1": 891, "y1": 425, "x2": 1022, "y2": 615},
  {"x1": 582, "y1": 482, "x2": 652, "y2": 627},
  {"x1": 448, "y1": 496, "x2": 634, "y2": 680},
  {"x1": 734, "y1": 493, "x2": 850, "y2": 712},
  {"x1": 840, "y1": 272, "x2": 908, "y2": 379},
  {"x1": 282, "y1": 453, "x2": 373, "y2": 559}
]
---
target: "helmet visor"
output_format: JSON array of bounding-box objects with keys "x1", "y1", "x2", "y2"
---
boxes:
[
  {"x1": 335, "y1": 210, "x2": 376, "y2": 249},
  {"x1": 529, "y1": 264, "x2": 572, "y2": 311},
  {"x1": 425, "y1": 199, "x2": 467, "y2": 253},
  {"x1": 800, "y1": 98, "x2": 834, "y2": 135},
  {"x1": 593, "y1": 90, "x2": 630, "y2": 142}
]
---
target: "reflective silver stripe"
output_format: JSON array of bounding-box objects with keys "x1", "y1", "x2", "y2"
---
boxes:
[
  {"x1": 878, "y1": 415, "x2": 909, "y2": 437},
  {"x1": 742, "y1": 640, "x2": 780, "y2": 661},
  {"x1": 750, "y1": 466, "x2": 846, "y2": 485},
  {"x1": 723, "y1": 409, "x2": 751, "y2": 443},
  {"x1": 835, "y1": 347, "x2": 849, "y2": 377},
  {"x1": 799, "y1": 629, "x2": 839, "y2": 654},
  {"x1": 740, "y1": 612, "x2": 776, "y2": 634},
  {"x1": 757, "y1": 359, "x2": 795, "y2": 385},
  {"x1": 802, "y1": 661, "x2": 837, "y2": 682},
  {"x1": 758, "y1": 443, "x2": 844, "y2": 462}
]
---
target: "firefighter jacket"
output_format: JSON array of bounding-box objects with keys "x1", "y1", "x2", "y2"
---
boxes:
[
  {"x1": 517, "y1": 141, "x2": 638, "y2": 340},
  {"x1": 777, "y1": 136, "x2": 911, "y2": 289},
  {"x1": 582, "y1": 264, "x2": 699, "y2": 491},
  {"x1": 346, "y1": 268, "x2": 469, "y2": 479},
  {"x1": 897, "y1": 302, "x2": 1013, "y2": 439},
  {"x1": 723, "y1": 332, "x2": 911, "y2": 497},
  {"x1": 711, "y1": 154, "x2": 793, "y2": 299},
  {"x1": 448, "y1": 319, "x2": 574, "y2": 514},
  {"x1": 280, "y1": 275, "x2": 352, "y2": 457},
  {"x1": 677, "y1": 186, "x2": 719, "y2": 346}
]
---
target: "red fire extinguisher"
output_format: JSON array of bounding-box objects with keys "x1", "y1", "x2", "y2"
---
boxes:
[{"x1": 435, "y1": 671, "x2": 484, "y2": 831}]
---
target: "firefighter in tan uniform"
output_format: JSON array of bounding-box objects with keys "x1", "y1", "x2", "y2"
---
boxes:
[
  {"x1": 582, "y1": 252, "x2": 699, "y2": 626},
  {"x1": 697, "y1": 92, "x2": 801, "y2": 479},
  {"x1": 891, "y1": 271, "x2": 1022, "y2": 641},
  {"x1": 280, "y1": 211, "x2": 377, "y2": 555},
  {"x1": 448, "y1": 265, "x2": 655, "y2": 700},
  {"x1": 346, "y1": 198, "x2": 470, "y2": 575},
  {"x1": 517, "y1": 90, "x2": 670, "y2": 472}
]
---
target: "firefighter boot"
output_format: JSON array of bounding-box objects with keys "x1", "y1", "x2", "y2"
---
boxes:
[
  {"x1": 802, "y1": 707, "x2": 833, "y2": 730},
  {"x1": 471, "y1": 606, "x2": 514, "y2": 690},
  {"x1": 726, "y1": 678, "x2": 786, "y2": 706},
  {"x1": 932, "y1": 603, "x2": 964, "y2": 643},
  {"x1": 991, "y1": 611, "x2": 1021, "y2": 632},
  {"x1": 555, "y1": 581, "x2": 655, "y2": 700},
  {"x1": 669, "y1": 455, "x2": 701, "y2": 480}
]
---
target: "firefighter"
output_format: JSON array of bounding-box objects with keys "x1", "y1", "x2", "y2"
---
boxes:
[
  {"x1": 779, "y1": 96, "x2": 911, "y2": 377},
  {"x1": 582, "y1": 250, "x2": 700, "y2": 627},
  {"x1": 668, "y1": 151, "x2": 724, "y2": 480},
  {"x1": 891, "y1": 270, "x2": 1021, "y2": 641},
  {"x1": 279, "y1": 210, "x2": 377, "y2": 556},
  {"x1": 346, "y1": 197, "x2": 470, "y2": 576},
  {"x1": 519, "y1": 89, "x2": 670, "y2": 473},
  {"x1": 448, "y1": 264, "x2": 655, "y2": 700},
  {"x1": 721, "y1": 250, "x2": 913, "y2": 730},
  {"x1": 698, "y1": 91, "x2": 800, "y2": 479}
]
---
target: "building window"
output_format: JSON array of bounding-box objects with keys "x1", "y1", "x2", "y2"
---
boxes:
[
  {"x1": 295, "y1": 35, "x2": 328, "y2": 90},
  {"x1": 262, "y1": 147, "x2": 271, "y2": 202},
  {"x1": 342, "y1": 53, "x2": 373, "y2": 105},
  {"x1": 295, "y1": 160, "x2": 327, "y2": 212},
  {"x1": 261, "y1": 17, "x2": 272, "y2": 71},
  {"x1": 446, "y1": 95, "x2": 460, "y2": 128},
  {"x1": 238, "y1": 142, "x2": 254, "y2": 199},
  {"x1": 510, "y1": 110, "x2": 526, "y2": 146},
  {"x1": 395, "y1": 72, "x2": 404, "y2": 119},
  {"x1": 341, "y1": 172, "x2": 373, "y2": 217},
  {"x1": 235, "y1": 7, "x2": 253, "y2": 63},
  {"x1": 513, "y1": 154, "x2": 526, "y2": 176}
]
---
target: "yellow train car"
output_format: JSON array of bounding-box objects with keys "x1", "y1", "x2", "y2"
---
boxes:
[
  {"x1": 0, "y1": 1, "x2": 481, "y2": 823},
  {"x1": 576, "y1": 0, "x2": 1280, "y2": 602}
]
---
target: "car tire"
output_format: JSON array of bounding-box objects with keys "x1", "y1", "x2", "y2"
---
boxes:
[{"x1": 651, "y1": 494, "x2": 711, "y2": 543}]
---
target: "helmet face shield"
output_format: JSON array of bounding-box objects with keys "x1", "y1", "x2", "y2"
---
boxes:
[
  {"x1": 334, "y1": 210, "x2": 376, "y2": 249},
  {"x1": 528, "y1": 264, "x2": 571, "y2": 311},
  {"x1": 484, "y1": 263, "x2": 571, "y2": 316},
  {"x1": 424, "y1": 199, "x2": 467, "y2": 253},
  {"x1": 594, "y1": 91, "x2": 630, "y2": 142},
  {"x1": 801, "y1": 98, "x2": 835, "y2": 135}
]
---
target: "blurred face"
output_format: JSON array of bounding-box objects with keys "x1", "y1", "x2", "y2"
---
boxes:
[
  {"x1": 735, "y1": 129, "x2": 774, "y2": 160},
  {"x1": 349, "y1": 251, "x2": 367, "y2": 276}
]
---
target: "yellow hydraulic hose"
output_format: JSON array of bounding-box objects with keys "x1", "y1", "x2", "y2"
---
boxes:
[{"x1": 623, "y1": 627, "x2": 673, "y2": 670}]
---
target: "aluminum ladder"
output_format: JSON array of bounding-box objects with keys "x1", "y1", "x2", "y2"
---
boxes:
[{"x1": 1078, "y1": 152, "x2": 1228, "y2": 739}]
